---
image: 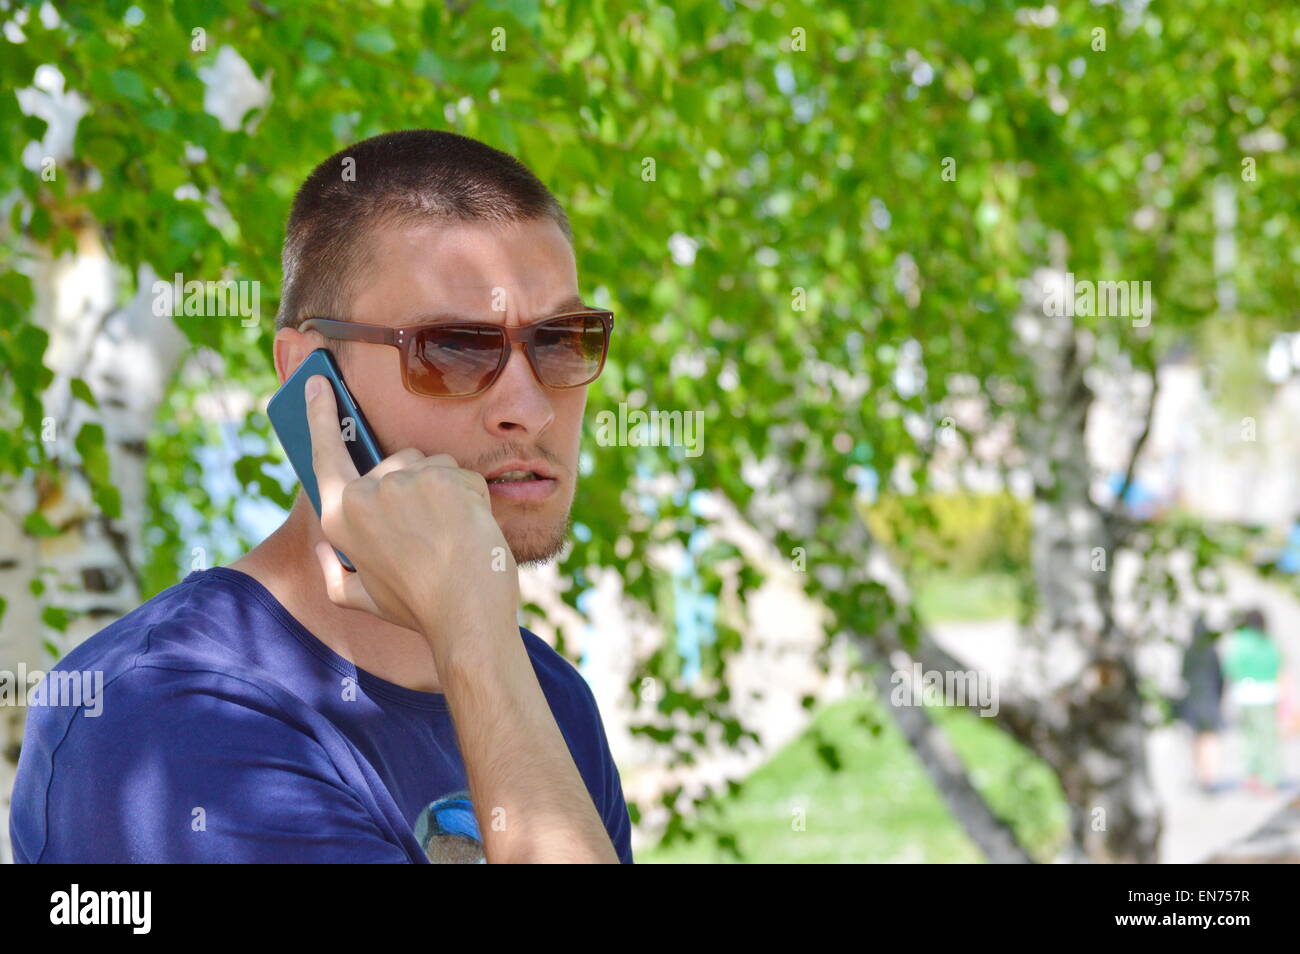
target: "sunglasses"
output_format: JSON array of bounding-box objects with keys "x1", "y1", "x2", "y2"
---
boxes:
[{"x1": 299, "y1": 310, "x2": 614, "y2": 398}]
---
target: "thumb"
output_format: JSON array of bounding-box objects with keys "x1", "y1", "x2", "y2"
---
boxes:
[{"x1": 314, "y1": 541, "x2": 381, "y2": 615}]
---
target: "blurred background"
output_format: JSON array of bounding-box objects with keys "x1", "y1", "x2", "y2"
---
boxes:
[{"x1": 2, "y1": 0, "x2": 1300, "y2": 863}]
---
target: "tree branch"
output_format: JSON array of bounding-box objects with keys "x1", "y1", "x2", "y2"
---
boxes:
[
  {"x1": 851, "y1": 631, "x2": 1035, "y2": 863},
  {"x1": 1110, "y1": 363, "x2": 1159, "y2": 547}
]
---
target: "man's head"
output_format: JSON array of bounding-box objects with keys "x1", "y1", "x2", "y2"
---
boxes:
[{"x1": 274, "y1": 129, "x2": 590, "y2": 566}]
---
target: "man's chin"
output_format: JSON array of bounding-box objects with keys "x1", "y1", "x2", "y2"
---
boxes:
[{"x1": 505, "y1": 514, "x2": 572, "y2": 568}]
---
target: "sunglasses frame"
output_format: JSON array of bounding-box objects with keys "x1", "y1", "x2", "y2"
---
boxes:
[{"x1": 299, "y1": 310, "x2": 614, "y2": 398}]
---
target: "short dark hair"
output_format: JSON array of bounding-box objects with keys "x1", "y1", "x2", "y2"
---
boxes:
[{"x1": 275, "y1": 129, "x2": 573, "y2": 350}]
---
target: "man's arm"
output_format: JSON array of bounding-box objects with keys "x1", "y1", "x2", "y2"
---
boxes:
[{"x1": 432, "y1": 621, "x2": 620, "y2": 864}]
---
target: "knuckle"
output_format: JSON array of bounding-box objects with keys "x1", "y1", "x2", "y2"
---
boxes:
[
  {"x1": 378, "y1": 468, "x2": 415, "y2": 494},
  {"x1": 339, "y1": 477, "x2": 368, "y2": 509},
  {"x1": 417, "y1": 463, "x2": 448, "y2": 484},
  {"x1": 460, "y1": 470, "x2": 489, "y2": 494}
]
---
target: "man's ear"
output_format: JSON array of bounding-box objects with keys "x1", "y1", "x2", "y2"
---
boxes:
[{"x1": 273, "y1": 326, "x2": 319, "y2": 386}]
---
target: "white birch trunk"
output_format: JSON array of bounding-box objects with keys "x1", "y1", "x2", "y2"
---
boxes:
[
  {"x1": 1013, "y1": 266, "x2": 1163, "y2": 862},
  {"x1": 0, "y1": 231, "x2": 185, "y2": 863}
]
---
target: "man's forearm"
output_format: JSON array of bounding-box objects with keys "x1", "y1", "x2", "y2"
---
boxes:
[{"x1": 429, "y1": 620, "x2": 620, "y2": 864}]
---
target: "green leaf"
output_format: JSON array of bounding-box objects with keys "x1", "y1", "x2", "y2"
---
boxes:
[
  {"x1": 28, "y1": 204, "x2": 51, "y2": 241},
  {"x1": 69, "y1": 377, "x2": 99, "y2": 409},
  {"x1": 0, "y1": 269, "x2": 34, "y2": 311},
  {"x1": 22, "y1": 114, "x2": 48, "y2": 141},
  {"x1": 42, "y1": 605, "x2": 71, "y2": 633},
  {"x1": 451, "y1": 58, "x2": 500, "y2": 95},
  {"x1": 487, "y1": 0, "x2": 542, "y2": 34},
  {"x1": 174, "y1": 0, "x2": 220, "y2": 26},
  {"x1": 93, "y1": 483, "x2": 122, "y2": 520},
  {"x1": 109, "y1": 69, "x2": 150, "y2": 104},
  {"x1": 142, "y1": 109, "x2": 177, "y2": 132},
  {"x1": 303, "y1": 39, "x2": 334, "y2": 63},
  {"x1": 23, "y1": 510, "x2": 59, "y2": 538},
  {"x1": 354, "y1": 28, "x2": 396, "y2": 56},
  {"x1": 414, "y1": 49, "x2": 444, "y2": 82}
]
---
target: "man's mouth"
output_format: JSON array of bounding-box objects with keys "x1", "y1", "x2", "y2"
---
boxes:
[
  {"x1": 487, "y1": 470, "x2": 543, "y2": 484},
  {"x1": 484, "y1": 468, "x2": 558, "y2": 501}
]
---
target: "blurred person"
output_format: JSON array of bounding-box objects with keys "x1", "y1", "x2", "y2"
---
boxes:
[
  {"x1": 1174, "y1": 615, "x2": 1226, "y2": 795},
  {"x1": 1222, "y1": 608, "x2": 1284, "y2": 794}
]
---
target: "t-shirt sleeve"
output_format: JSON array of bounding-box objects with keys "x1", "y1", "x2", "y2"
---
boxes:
[
  {"x1": 575, "y1": 674, "x2": 635, "y2": 864},
  {"x1": 602, "y1": 739, "x2": 635, "y2": 865},
  {"x1": 29, "y1": 665, "x2": 412, "y2": 863}
]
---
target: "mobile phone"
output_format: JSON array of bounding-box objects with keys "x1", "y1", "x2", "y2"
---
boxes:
[{"x1": 267, "y1": 348, "x2": 384, "y2": 571}]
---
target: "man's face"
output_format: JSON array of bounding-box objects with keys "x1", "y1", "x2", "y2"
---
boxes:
[{"x1": 275, "y1": 217, "x2": 589, "y2": 566}]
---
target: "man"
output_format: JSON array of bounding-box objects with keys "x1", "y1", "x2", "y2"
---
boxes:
[{"x1": 10, "y1": 129, "x2": 632, "y2": 863}]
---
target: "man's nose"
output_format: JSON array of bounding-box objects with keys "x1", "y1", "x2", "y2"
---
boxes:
[{"x1": 483, "y1": 341, "x2": 555, "y2": 436}]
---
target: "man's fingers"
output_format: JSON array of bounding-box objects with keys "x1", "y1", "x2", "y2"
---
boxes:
[
  {"x1": 304, "y1": 374, "x2": 360, "y2": 509},
  {"x1": 366, "y1": 450, "x2": 459, "y2": 482},
  {"x1": 454, "y1": 466, "x2": 493, "y2": 504},
  {"x1": 366, "y1": 447, "x2": 426, "y2": 480}
]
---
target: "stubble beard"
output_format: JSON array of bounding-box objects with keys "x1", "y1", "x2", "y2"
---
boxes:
[
  {"x1": 509, "y1": 507, "x2": 573, "y2": 568},
  {"x1": 495, "y1": 480, "x2": 575, "y2": 568}
]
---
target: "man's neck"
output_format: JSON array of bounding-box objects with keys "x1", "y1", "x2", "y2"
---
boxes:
[{"x1": 227, "y1": 492, "x2": 446, "y2": 695}]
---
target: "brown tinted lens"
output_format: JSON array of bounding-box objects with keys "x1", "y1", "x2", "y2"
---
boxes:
[
  {"x1": 408, "y1": 324, "x2": 505, "y2": 396},
  {"x1": 532, "y1": 315, "x2": 608, "y2": 387}
]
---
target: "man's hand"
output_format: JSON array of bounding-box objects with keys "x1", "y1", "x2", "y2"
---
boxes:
[{"x1": 304, "y1": 374, "x2": 520, "y2": 654}]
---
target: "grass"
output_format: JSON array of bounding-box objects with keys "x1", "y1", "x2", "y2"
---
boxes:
[
  {"x1": 637, "y1": 691, "x2": 1069, "y2": 863},
  {"x1": 912, "y1": 570, "x2": 1021, "y2": 623}
]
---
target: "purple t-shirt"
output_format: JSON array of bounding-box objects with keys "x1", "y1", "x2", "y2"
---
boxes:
[{"x1": 10, "y1": 567, "x2": 633, "y2": 863}]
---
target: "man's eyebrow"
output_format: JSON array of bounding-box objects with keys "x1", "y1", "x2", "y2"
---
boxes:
[{"x1": 402, "y1": 294, "x2": 593, "y2": 325}]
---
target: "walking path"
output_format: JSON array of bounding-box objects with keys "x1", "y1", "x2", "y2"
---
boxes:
[
  {"x1": 1150, "y1": 723, "x2": 1298, "y2": 863},
  {"x1": 1207, "y1": 792, "x2": 1300, "y2": 863}
]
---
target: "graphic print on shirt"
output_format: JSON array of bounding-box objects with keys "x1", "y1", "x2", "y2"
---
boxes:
[{"x1": 413, "y1": 789, "x2": 486, "y2": 863}]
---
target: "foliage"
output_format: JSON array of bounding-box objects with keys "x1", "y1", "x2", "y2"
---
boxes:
[
  {"x1": 4, "y1": 0, "x2": 1300, "y2": 856},
  {"x1": 866, "y1": 491, "x2": 1031, "y2": 577}
]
